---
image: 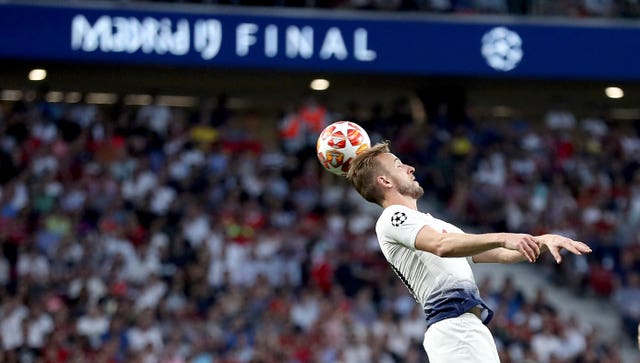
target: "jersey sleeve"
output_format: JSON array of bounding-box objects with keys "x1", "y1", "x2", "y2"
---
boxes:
[{"x1": 377, "y1": 206, "x2": 426, "y2": 250}]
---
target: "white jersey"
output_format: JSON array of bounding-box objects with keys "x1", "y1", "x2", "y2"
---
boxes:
[{"x1": 375, "y1": 204, "x2": 493, "y2": 328}]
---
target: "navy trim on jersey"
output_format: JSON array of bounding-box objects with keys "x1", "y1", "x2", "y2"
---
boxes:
[{"x1": 423, "y1": 288, "x2": 494, "y2": 329}]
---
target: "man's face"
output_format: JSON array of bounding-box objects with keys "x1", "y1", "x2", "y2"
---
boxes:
[{"x1": 377, "y1": 153, "x2": 424, "y2": 199}]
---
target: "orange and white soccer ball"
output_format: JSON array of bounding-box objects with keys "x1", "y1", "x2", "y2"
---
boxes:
[{"x1": 316, "y1": 121, "x2": 371, "y2": 176}]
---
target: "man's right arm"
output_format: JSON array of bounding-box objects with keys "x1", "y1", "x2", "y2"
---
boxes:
[{"x1": 413, "y1": 226, "x2": 540, "y2": 263}]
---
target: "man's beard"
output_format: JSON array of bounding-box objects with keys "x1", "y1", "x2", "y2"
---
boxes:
[{"x1": 396, "y1": 178, "x2": 424, "y2": 199}]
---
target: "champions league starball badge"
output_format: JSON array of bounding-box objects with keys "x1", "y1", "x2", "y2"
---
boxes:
[
  {"x1": 481, "y1": 26, "x2": 523, "y2": 72},
  {"x1": 391, "y1": 212, "x2": 407, "y2": 227}
]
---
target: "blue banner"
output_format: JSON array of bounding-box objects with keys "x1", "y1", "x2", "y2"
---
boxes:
[{"x1": 0, "y1": 2, "x2": 638, "y2": 80}]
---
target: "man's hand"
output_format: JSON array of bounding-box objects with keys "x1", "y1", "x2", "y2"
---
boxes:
[
  {"x1": 502, "y1": 234, "x2": 541, "y2": 263},
  {"x1": 535, "y1": 234, "x2": 592, "y2": 263}
]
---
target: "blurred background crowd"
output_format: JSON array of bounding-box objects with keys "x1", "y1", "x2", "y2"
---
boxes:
[
  {"x1": 0, "y1": 84, "x2": 638, "y2": 363},
  {"x1": 93, "y1": 0, "x2": 640, "y2": 18}
]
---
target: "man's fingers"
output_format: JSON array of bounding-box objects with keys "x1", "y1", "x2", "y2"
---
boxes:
[
  {"x1": 521, "y1": 241, "x2": 538, "y2": 263},
  {"x1": 575, "y1": 241, "x2": 592, "y2": 253},
  {"x1": 549, "y1": 247, "x2": 562, "y2": 264},
  {"x1": 534, "y1": 235, "x2": 591, "y2": 263},
  {"x1": 562, "y1": 240, "x2": 592, "y2": 256},
  {"x1": 525, "y1": 247, "x2": 535, "y2": 262},
  {"x1": 527, "y1": 237, "x2": 541, "y2": 260},
  {"x1": 562, "y1": 242, "x2": 582, "y2": 256},
  {"x1": 532, "y1": 240, "x2": 541, "y2": 257},
  {"x1": 517, "y1": 245, "x2": 530, "y2": 262}
]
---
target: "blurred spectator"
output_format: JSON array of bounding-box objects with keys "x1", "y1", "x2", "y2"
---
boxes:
[
  {"x1": 278, "y1": 95, "x2": 330, "y2": 156},
  {"x1": 128, "y1": 309, "x2": 164, "y2": 354},
  {"x1": 613, "y1": 272, "x2": 640, "y2": 341},
  {"x1": 24, "y1": 301, "x2": 55, "y2": 357},
  {"x1": 76, "y1": 303, "x2": 111, "y2": 348}
]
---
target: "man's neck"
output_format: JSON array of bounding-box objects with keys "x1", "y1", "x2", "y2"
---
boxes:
[{"x1": 381, "y1": 193, "x2": 418, "y2": 210}]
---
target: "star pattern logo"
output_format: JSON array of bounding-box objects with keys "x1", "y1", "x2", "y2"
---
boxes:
[
  {"x1": 481, "y1": 26, "x2": 523, "y2": 72},
  {"x1": 391, "y1": 212, "x2": 407, "y2": 227}
]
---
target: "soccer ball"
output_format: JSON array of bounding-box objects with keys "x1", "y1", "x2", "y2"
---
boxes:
[{"x1": 316, "y1": 121, "x2": 371, "y2": 176}]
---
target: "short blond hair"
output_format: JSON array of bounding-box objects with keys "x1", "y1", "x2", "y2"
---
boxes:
[{"x1": 346, "y1": 141, "x2": 391, "y2": 205}]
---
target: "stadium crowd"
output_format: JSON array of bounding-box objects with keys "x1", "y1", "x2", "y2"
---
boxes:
[
  {"x1": 98, "y1": 0, "x2": 640, "y2": 18},
  {"x1": 0, "y1": 87, "x2": 638, "y2": 363}
]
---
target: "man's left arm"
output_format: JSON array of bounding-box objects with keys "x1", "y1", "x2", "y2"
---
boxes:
[
  {"x1": 472, "y1": 248, "x2": 531, "y2": 264},
  {"x1": 472, "y1": 234, "x2": 591, "y2": 264}
]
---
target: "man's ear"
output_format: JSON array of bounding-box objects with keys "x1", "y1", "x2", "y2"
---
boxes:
[{"x1": 377, "y1": 175, "x2": 392, "y2": 188}]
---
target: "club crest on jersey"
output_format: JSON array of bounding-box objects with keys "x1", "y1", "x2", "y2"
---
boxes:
[{"x1": 391, "y1": 212, "x2": 407, "y2": 227}]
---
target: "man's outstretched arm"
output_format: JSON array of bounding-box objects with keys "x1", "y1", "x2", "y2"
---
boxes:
[
  {"x1": 471, "y1": 234, "x2": 591, "y2": 264},
  {"x1": 414, "y1": 226, "x2": 541, "y2": 263}
]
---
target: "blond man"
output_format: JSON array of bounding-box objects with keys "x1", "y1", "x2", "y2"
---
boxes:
[{"x1": 346, "y1": 142, "x2": 591, "y2": 362}]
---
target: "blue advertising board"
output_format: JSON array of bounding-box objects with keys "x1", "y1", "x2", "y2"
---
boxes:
[{"x1": 0, "y1": 2, "x2": 638, "y2": 80}]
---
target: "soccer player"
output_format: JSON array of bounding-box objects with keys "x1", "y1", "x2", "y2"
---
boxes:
[{"x1": 346, "y1": 141, "x2": 592, "y2": 363}]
